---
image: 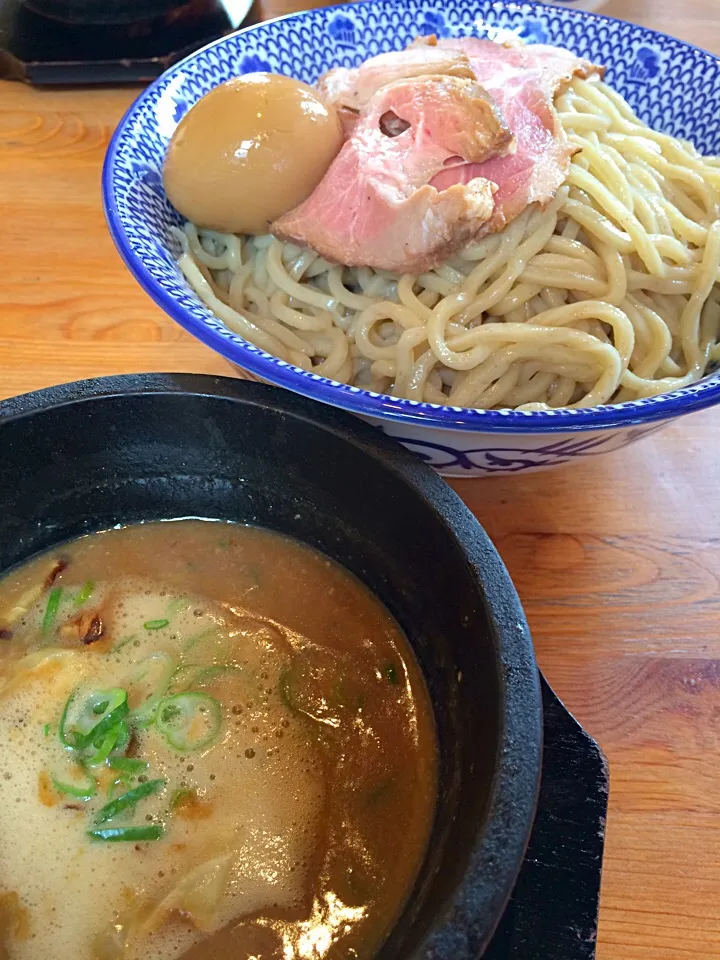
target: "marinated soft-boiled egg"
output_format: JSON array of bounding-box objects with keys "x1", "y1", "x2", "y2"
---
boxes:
[{"x1": 163, "y1": 73, "x2": 344, "y2": 235}]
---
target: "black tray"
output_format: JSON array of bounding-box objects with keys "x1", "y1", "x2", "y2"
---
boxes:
[
  {"x1": 0, "y1": 0, "x2": 247, "y2": 84},
  {"x1": 484, "y1": 677, "x2": 608, "y2": 958}
]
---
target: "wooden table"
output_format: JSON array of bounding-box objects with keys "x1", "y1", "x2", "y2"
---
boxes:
[{"x1": 1, "y1": 2, "x2": 719, "y2": 957}]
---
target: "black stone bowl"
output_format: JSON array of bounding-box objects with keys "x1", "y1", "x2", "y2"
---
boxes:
[{"x1": 0, "y1": 374, "x2": 542, "y2": 959}]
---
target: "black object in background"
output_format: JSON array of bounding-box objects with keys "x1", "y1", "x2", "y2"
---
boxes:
[
  {"x1": 0, "y1": 0, "x2": 250, "y2": 84},
  {"x1": 484, "y1": 678, "x2": 608, "y2": 959}
]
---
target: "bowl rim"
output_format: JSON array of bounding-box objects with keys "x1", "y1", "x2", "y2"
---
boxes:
[
  {"x1": 102, "y1": 0, "x2": 720, "y2": 436},
  {"x1": 0, "y1": 372, "x2": 543, "y2": 957}
]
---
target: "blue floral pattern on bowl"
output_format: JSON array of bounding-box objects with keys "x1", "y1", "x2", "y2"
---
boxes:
[
  {"x1": 103, "y1": 0, "x2": 720, "y2": 477},
  {"x1": 327, "y1": 13, "x2": 358, "y2": 49},
  {"x1": 239, "y1": 53, "x2": 274, "y2": 73},
  {"x1": 418, "y1": 10, "x2": 451, "y2": 38},
  {"x1": 627, "y1": 45, "x2": 663, "y2": 84},
  {"x1": 518, "y1": 17, "x2": 549, "y2": 44}
]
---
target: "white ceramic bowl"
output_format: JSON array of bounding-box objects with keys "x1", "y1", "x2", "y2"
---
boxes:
[{"x1": 103, "y1": 0, "x2": 720, "y2": 476}]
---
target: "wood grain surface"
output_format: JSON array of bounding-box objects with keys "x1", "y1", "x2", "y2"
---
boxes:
[{"x1": 1, "y1": 3, "x2": 719, "y2": 958}]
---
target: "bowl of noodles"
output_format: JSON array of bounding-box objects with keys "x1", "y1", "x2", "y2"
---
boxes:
[{"x1": 103, "y1": 0, "x2": 720, "y2": 477}]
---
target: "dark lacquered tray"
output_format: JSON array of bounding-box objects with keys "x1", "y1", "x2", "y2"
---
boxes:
[
  {"x1": 484, "y1": 677, "x2": 608, "y2": 959},
  {"x1": 0, "y1": 0, "x2": 248, "y2": 84}
]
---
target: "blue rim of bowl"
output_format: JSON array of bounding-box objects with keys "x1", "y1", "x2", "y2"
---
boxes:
[{"x1": 103, "y1": 0, "x2": 720, "y2": 435}]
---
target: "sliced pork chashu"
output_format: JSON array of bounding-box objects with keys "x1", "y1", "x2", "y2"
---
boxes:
[{"x1": 272, "y1": 74, "x2": 513, "y2": 273}]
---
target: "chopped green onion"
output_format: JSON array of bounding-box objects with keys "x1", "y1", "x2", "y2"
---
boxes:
[
  {"x1": 52, "y1": 772, "x2": 97, "y2": 800},
  {"x1": 109, "y1": 720, "x2": 130, "y2": 756},
  {"x1": 107, "y1": 778, "x2": 126, "y2": 799},
  {"x1": 170, "y1": 663, "x2": 237, "y2": 694},
  {"x1": 182, "y1": 633, "x2": 205, "y2": 654},
  {"x1": 156, "y1": 692, "x2": 222, "y2": 752},
  {"x1": 74, "y1": 581, "x2": 95, "y2": 607},
  {"x1": 42, "y1": 587, "x2": 63, "y2": 636},
  {"x1": 194, "y1": 665, "x2": 235, "y2": 686},
  {"x1": 59, "y1": 690, "x2": 78, "y2": 749},
  {"x1": 169, "y1": 665, "x2": 202, "y2": 693},
  {"x1": 143, "y1": 619, "x2": 169, "y2": 631},
  {"x1": 73, "y1": 690, "x2": 129, "y2": 750},
  {"x1": 88, "y1": 728, "x2": 120, "y2": 767},
  {"x1": 128, "y1": 653, "x2": 175, "y2": 727},
  {"x1": 88, "y1": 825, "x2": 163, "y2": 842},
  {"x1": 60, "y1": 689, "x2": 129, "y2": 751},
  {"x1": 94, "y1": 779, "x2": 166, "y2": 824},
  {"x1": 113, "y1": 635, "x2": 136, "y2": 653},
  {"x1": 109, "y1": 757, "x2": 148, "y2": 775},
  {"x1": 70, "y1": 716, "x2": 127, "y2": 769},
  {"x1": 42, "y1": 723, "x2": 50, "y2": 738}
]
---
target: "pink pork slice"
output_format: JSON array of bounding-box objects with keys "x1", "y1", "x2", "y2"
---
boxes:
[
  {"x1": 425, "y1": 37, "x2": 604, "y2": 232},
  {"x1": 272, "y1": 75, "x2": 513, "y2": 274},
  {"x1": 317, "y1": 44, "x2": 476, "y2": 135},
  {"x1": 317, "y1": 45, "x2": 477, "y2": 110}
]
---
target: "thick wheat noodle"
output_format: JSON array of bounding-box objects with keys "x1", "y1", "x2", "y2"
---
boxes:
[{"x1": 175, "y1": 77, "x2": 720, "y2": 410}]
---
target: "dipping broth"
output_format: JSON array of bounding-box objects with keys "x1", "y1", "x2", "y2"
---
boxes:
[{"x1": 0, "y1": 521, "x2": 437, "y2": 960}]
